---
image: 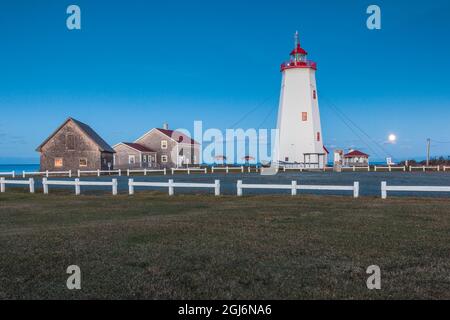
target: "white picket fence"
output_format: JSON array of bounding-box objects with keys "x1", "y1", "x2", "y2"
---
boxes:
[
  {"x1": 78, "y1": 169, "x2": 122, "y2": 177},
  {"x1": 444, "y1": 166, "x2": 450, "y2": 172},
  {"x1": 211, "y1": 166, "x2": 246, "y2": 173},
  {"x1": 0, "y1": 171, "x2": 16, "y2": 178},
  {"x1": 126, "y1": 168, "x2": 166, "y2": 176},
  {"x1": 0, "y1": 177, "x2": 35, "y2": 193},
  {"x1": 42, "y1": 178, "x2": 118, "y2": 195},
  {"x1": 236, "y1": 180, "x2": 359, "y2": 198},
  {"x1": 22, "y1": 170, "x2": 72, "y2": 178},
  {"x1": 381, "y1": 181, "x2": 450, "y2": 199},
  {"x1": 374, "y1": 166, "x2": 406, "y2": 172},
  {"x1": 409, "y1": 166, "x2": 440, "y2": 172},
  {"x1": 342, "y1": 166, "x2": 370, "y2": 172},
  {"x1": 171, "y1": 167, "x2": 207, "y2": 174},
  {"x1": 128, "y1": 179, "x2": 220, "y2": 196}
]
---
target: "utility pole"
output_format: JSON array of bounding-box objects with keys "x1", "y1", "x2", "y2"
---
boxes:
[{"x1": 426, "y1": 138, "x2": 431, "y2": 166}]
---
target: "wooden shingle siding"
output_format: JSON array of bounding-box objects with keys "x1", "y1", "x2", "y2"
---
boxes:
[{"x1": 37, "y1": 118, "x2": 115, "y2": 172}]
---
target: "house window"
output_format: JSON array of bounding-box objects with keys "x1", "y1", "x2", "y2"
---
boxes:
[
  {"x1": 129, "y1": 155, "x2": 135, "y2": 164},
  {"x1": 143, "y1": 155, "x2": 147, "y2": 162},
  {"x1": 302, "y1": 112, "x2": 308, "y2": 121},
  {"x1": 79, "y1": 158, "x2": 87, "y2": 167},
  {"x1": 66, "y1": 135, "x2": 75, "y2": 150},
  {"x1": 54, "y1": 158, "x2": 63, "y2": 168},
  {"x1": 161, "y1": 140, "x2": 168, "y2": 149},
  {"x1": 161, "y1": 155, "x2": 168, "y2": 163},
  {"x1": 317, "y1": 132, "x2": 321, "y2": 141},
  {"x1": 313, "y1": 90, "x2": 317, "y2": 99}
]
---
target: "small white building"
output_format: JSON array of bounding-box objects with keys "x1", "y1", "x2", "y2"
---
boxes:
[{"x1": 343, "y1": 150, "x2": 370, "y2": 167}]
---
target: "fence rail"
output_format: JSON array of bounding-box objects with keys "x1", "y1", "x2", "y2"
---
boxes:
[
  {"x1": 22, "y1": 170, "x2": 72, "y2": 178},
  {"x1": 78, "y1": 169, "x2": 121, "y2": 177},
  {"x1": 342, "y1": 166, "x2": 370, "y2": 172},
  {"x1": 171, "y1": 167, "x2": 207, "y2": 175},
  {"x1": 128, "y1": 179, "x2": 220, "y2": 196},
  {"x1": 0, "y1": 171, "x2": 15, "y2": 178},
  {"x1": 236, "y1": 180, "x2": 359, "y2": 198},
  {"x1": 211, "y1": 166, "x2": 248, "y2": 173},
  {"x1": 126, "y1": 168, "x2": 166, "y2": 176},
  {"x1": 381, "y1": 181, "x2": 450, "y2": 199},
  {"x1": 409, "y1": 166, "x2": 440, "y2": 172},
  {"x1": 374, "y1": 166, "x2": 406, "y2": 172},
  {"x1": 0, "y1": 177, "x2": 35, "y2": 193},
  {"x1": 42, "y1": 178, "x2": 118, "y2": 195}
]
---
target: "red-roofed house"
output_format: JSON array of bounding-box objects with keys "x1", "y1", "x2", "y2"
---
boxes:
[
  {"x1": 113, "y1": 142, "x2": 157, "y2": 169},
  {"x1": 114, "y1": 123, "x2": 200, "y2": 168},
  {"x1": 343, "y1": 149, "x2": 369, "y2": 167}
]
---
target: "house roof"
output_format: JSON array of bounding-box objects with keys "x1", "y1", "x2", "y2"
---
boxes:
[
  {"x1": 155, "y1": 128, "x2": 199, "y2": 145},
  {"x1": 344, "y1": 150, "x2": 369, "y2": 158},
  {"x1": 119, "y1": 142, "x2": 156, "y2": 153},
  {"x1": 36, "y1": 117, "x2": 115, "y2": 153}
]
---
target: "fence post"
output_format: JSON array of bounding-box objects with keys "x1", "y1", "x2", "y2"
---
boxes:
[
  {"x1": 75, "y1": 178, "x2": 80, "y2": 195},
  {"x1": 46, "y1": 170, "x2": 49, "y2": 178},
  {"x1": 381, "y1": 181, "x2": 387, "y2": 199},
  {"x1": 403, "y1": 166, "x2": 406, "y2": 172},
  {"x1": 78, "y1": 170, "x2": 81, "y2": 177},
  {"x1": 43, "y1": 178, "x2": 48, "y2": 194},
  {"x1": 0, "y1": 177, "x2": 5, "y2": 193},
  {"x1": 68, "y1": 170, "x2": 72, "y2": 178},
  {"x1": 353, "y1": 181, "x2": 359, "y2": 198},
  {"x1": 112, "y1": 179, "x2": 118, "y2": 195},
  {"x1": 23, "y1": 171, "x2": 26, "y2": 178},
  {"x1": 164, "y1": 168, "x2": 167, "y2": 175},
  {"x1": 144, "y1": 168, "x2": 147, "y2": 176},
  {"x1": 168, "y1": 179, "x2": 174, "y2": 196},
  {"x1": 29, "y1": 178, "x2": 35, "y2": 193},
  {"x1": 241, "y1": 166, "x2": 244, "y2": 173},
  {"x1": 118, "y1": 169, "x2": 122, "y2": 176},
  {"x1": 423, "y1": 166, "x2": 425, "y2": 172},
  {"x1": 188, "y1": 168, "x2": 190, "y2": 175},
  {"x1": 171, "y1": 168, "x2": 174, "y2": 175},
  {"x1": 214, "y1": 180, "x2": 220, "y2": 196},
  {"x1": 237, "y1": 180, "x2": 242, "y2": 196},
  {"x1": 212, "y1": 167, "x2": 215, "y2": 173},
  {"x1": 291, "y1": 181, "x2": 297, "y2": 196},
  {"x1": 97, "y1": 169, "x2": 100, "y2": 177},
  {"x1": 128, "y1": 179, "x2": 134, "y2": 195},
  {"x1": 204, "y1": 168, "x2": 207, "y2": 174},
  {"x1": 226, "y1": 166, "x2": 229, "y2": 174}
]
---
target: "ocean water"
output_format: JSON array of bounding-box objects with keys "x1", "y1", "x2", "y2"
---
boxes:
[{"x1": 0, "y1": 164, "x2": 40, "y2": 172}]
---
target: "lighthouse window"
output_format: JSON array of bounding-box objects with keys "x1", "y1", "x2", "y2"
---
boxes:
[
  {"x1": 313, "y1": 90, "x2": 317, "y2": 99},
  {"x1": 302, "y1": 112, "x2": 308, "y2": 121},
  {"x1": 317, "y1": 132, "x2": 321, "y2": 141}
]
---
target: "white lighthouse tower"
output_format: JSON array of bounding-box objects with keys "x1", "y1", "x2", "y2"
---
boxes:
[{"x1": 276, "y1": 32, "x2": 325, "y2": 168}]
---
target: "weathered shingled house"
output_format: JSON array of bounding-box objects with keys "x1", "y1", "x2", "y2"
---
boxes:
[
  {"x1": 113, "y1": 124, "x2": 200, "y2": 169},
  {"x1": 36, "y1": 117, "x2": 115, "y2": 172},
  {"x1": 112, "y1": 142, "x2": 157, "y2": 169}
]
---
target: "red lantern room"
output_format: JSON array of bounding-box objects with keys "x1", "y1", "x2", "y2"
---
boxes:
[{"x1": 281, "y1": 31, "x2": 317, "y2": 71}]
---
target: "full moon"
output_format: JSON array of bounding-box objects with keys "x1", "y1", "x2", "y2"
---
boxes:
[{"x1": 388, "y1": 134, "x2": 397, "y2": 142}]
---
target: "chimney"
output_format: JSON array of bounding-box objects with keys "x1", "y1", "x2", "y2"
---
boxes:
[{"x1": 163, "y1": 123, "x2": 169, "y2": 130}]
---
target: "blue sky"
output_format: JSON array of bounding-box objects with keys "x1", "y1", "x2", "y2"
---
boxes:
[{"x1": 1, "y1": 0, "x2": 450, "y2": 163}]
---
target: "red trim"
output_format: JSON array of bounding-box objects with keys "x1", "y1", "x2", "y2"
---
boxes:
[{"x1": 281, "y1": 60, "x2": 317, "y2": 71}]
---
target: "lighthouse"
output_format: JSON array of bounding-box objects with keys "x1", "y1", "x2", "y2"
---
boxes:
[{"x1": 276, "y1": 32, "x2": 326, "y2": 168}]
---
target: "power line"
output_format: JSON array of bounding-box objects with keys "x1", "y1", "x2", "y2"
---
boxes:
[{"x1": 321, "y1": 95, "x2": 392, "y2": 159}]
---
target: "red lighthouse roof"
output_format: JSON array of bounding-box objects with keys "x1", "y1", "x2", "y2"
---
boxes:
[
  {"x1": 290, "y1": 43, "x2": 308, "y2": 56},
  {"x1": 281, "y1": 31, "x2": 317, "y2": 71}
]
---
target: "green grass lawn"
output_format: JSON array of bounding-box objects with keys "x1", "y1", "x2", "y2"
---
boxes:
[{"x1": 0, "y1": 190, "x2": 449, "y2": 299}]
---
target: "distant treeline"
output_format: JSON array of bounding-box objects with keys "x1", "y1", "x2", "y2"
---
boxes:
[{"x1": 400, "y1": 156, "x2": 450, "y2": 166}]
